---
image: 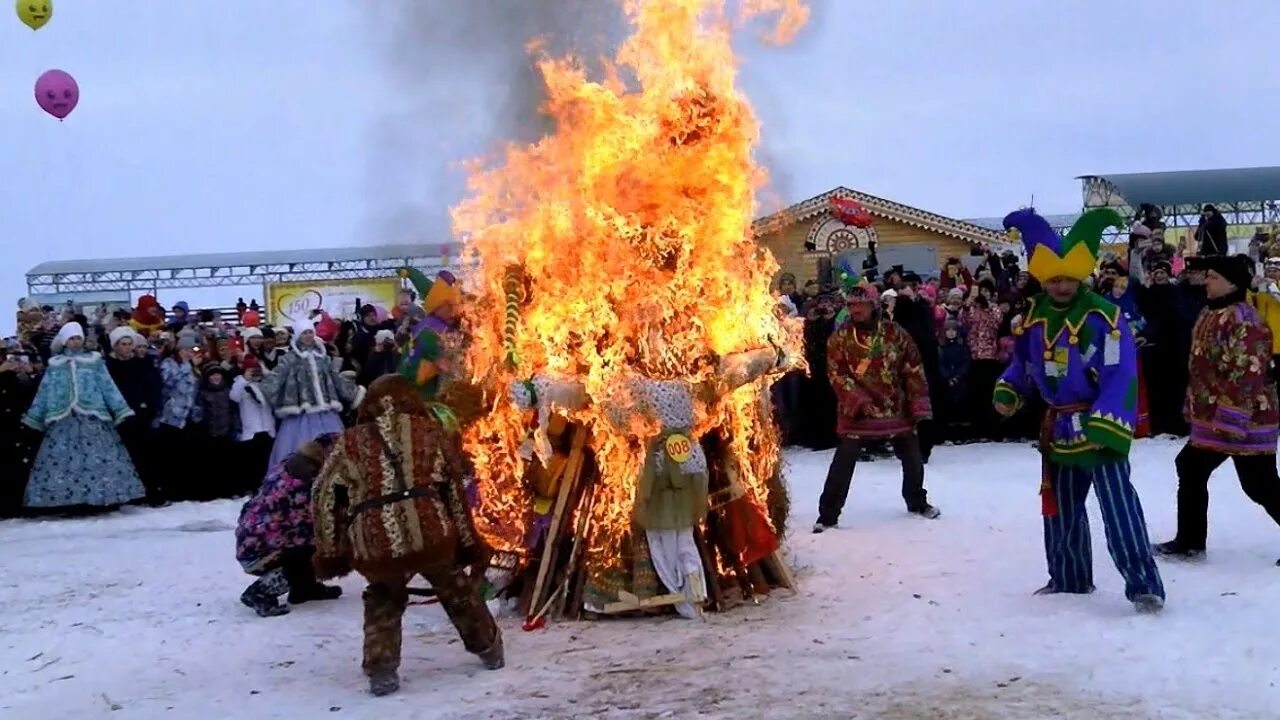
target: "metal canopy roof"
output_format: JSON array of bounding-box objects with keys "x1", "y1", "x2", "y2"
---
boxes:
[
  {"x1": 1078, "y1": 167, "x2": 1280, "y2": 207},
  {"x1": 26, "y1": 242, "x2": 463, "y2": 295}
]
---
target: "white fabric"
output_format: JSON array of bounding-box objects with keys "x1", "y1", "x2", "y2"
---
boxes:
[
  {"x1": 241, "y1": 327, "x2": 263, "y2": 340},
  {"x1": 108, "y1": 326, "x2": 133, "y2": 349},
  {"x1": 646, "y1": 528, "x2": 706, "y2": 620},
  {"x1": 52, "y1": 322, "x2": 85, "y2": 354},
  {"x1": 374, "y1": 329, "x2": 395, "y2": 345},
  {"x1": 229, "y1": 376, "x2": 277, "y2": 441},
  {"x1": 291, "y1": 315, "x2": 315, "y2": 336}
]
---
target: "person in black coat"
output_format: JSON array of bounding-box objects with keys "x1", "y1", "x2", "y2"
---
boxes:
[
  {"x1": 795, "y1": 293, "x2": 841, "y2": 451},
  {"x1": 104, "y1": 328, "x2": 164, "y2": 503},
  {"x1": 357, "y1": 330, "x2": 402, "y2": 388},
  {"x1": 891, "y1": 275, "x2": 944, "y2": 462},
  {"x1": 1196, "y1": 205, "x2": 1229, "y2": 257},
  {"x1": 0, "y1": 350, "x2": 41, "y2": 517},
  {"x1": 349, "y1": 305, "x2": 397, "y2": 377}
]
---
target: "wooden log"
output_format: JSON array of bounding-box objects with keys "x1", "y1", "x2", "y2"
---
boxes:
[
  {"x1": 525, "y1": 425, "x2": 588, "y2": 620},
  {"x1": 762, "y1": 549, "x2": 798, "y2": 593},
  {"x1": 556, "y1": 465, "x2": 598, "y2": 619},
  {"x1": 601, "y1": 591, "x2": 688, "y2": 614},
  {"x1": 692, "y1": 525, "x2": 724, "y2": 612}
]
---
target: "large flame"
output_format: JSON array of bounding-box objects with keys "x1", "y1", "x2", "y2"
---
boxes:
[{"x1": 454, "y1": 0, "x2": 808, "y2": 576}]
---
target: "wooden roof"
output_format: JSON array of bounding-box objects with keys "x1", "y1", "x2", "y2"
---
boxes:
[{"x1": 753, "y1": 186, "x2": 1011, "y2": 247}]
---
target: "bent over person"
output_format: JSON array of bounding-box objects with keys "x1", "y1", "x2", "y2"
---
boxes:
[
  {"x1": 995, "y1": 208, "x2": 1165, "y2": 613},
  {"x1": 311, "y1": 375, "x2": 502, "y2": 697},
  {"x1": 814, "y1": 265, "x2": 938, "y2": 534}
]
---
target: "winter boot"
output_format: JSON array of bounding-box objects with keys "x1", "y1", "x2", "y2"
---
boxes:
[
  {"x1": 909, "y1": 504, "x2": 941, "y2": 519},
  {"x1": 1033, "y1": 583, "x2": 1095, "y2": 596},
  {"x1": 1152, "y1": 541, "x2": 1205, "y2": 561},
  {"x1": 288, "y1": 583, "x2": 343, "y2": 605},
  {"x1": 368, "y1": 670, "x2": 400, "y2": 697},
  {"x1": 240, "y1": 585, "x2": 290, "y2": 618},
  {"x1": 1132, "y1": 594, "x2": 1164, "y2": 614},
  {"x1": 812, "y1": 521, "x2": 835, "y2": 534},
  {"x1": 477, "y1": 631, "x2": 505, "y2": 670}
]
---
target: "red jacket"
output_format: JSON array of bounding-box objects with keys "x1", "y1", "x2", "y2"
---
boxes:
[{"x1": 827, "y1": 318, "x2": 931, "y2": 438}]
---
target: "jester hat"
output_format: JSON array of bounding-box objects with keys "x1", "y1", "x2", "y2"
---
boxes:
[
  {"x1": 1003, "y1": 208, "x2": 1124, "y2": 282},
  {"x1": 834, "y1": 253, "x2": 878, "y2": 302},
  {"x1": 398, "y1": 267, "x2": 462, "y2": 316}
]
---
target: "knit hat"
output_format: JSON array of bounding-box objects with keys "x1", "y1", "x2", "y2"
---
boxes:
[
  {"x1": 1149, "y1": 260, "x2": 1173, "y2": 275},
  {"x1": 176, "y1": 329, "x2": 200, "y2": 352},
  {"x1": 242, "y1": 310, "x2": 261, "y2": 328},
  {"x1": 173, "y1": 301, "x2": 190, "y2": 314},
  {"x1": 108, "y1": 326, "x2": 134, "y2": 348},
  {"x1": 291, "y1": 315, "x2": 315, "y2": 337},
  {"x1": 1004, "y1": 207, "x2": 1125, "y2": 282},
  {"x1": 241, "y1": 354, "x2": 261, "y2": 372},
  {"x1": 880, "y1": 288, "x2": 898, "y2": 301},
  {"x1": 241, "y1": 327, "x2": 263, "y2": 341},
  {"x1": 1128, "y1": 222, "x2": 1152, "y2": 239},
  {"x1": 51, "y1": 322, "x2": 85, "y2": 353},
  {"x1": 1265, "y1": 257, "x2": 1280, "y2": 269},
  {"x1": 202, "y1": 364, "x2": 227, "y2": 382},
  {"x1": 375, "y1": 328, "x2": 396, "y2": 345},
  {"x1": 1201, "y1": 254, "x2": 1253, "y2": 292},
  {"x1": 946, "y1": 288, "x2": 965, "y2": 301}
]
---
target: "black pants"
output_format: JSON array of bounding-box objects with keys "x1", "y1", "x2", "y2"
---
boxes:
[
  {"x1": 1173, "y1": 444, "x2": 1280, "y2": 550},
  {"x1": 818, "y1": 434, "x2": 927, "y2": 525}
]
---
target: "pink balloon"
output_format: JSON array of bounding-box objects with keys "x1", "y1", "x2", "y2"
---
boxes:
[{"x1": 35, "y1": 69, "x2": 79, "y2": 120}]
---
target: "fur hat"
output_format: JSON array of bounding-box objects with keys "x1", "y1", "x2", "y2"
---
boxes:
[
  {"x1": 291, "y1": 315, "x2": 316, "y2": 337},
  {"x1": 108, "y1": 326, "x2": 134, "y2": 349},
  {"x1": 374, "y1": 328, "x2": 396, "y2": 345},
  {"x1": 357, "y1": 374, "x2": 433, "y2": 424},
  {"x1": 176, "y1": 329, "x2": 200, "y2": 352},
  {"x1": 52, "y1": 322, "x2": 85, "y2": 354},
  {"x1": 1201, "y1": 254, "x2": 1253, "y2": 292}
]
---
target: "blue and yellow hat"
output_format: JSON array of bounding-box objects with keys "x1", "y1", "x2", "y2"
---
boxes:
[{"x1": 1003, "y1": 208, "x2": 1125, "y2": 282}]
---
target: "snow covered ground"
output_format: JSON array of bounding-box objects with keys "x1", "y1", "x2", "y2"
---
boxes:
[{"x1": 3, "y1": 437, "x2": 1279, "y2": 719}]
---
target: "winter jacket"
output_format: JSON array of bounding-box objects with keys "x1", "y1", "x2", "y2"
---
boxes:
[
  {"x1": 1196, "y1": 213, "x2": 1229, "y2": 256},
  {"x1": 157, "y1": 358, "x2": 201, "y2": 429},
  {"x1": 961, "y1": 305, "x2": 1002, "y2": 360},
  {"x1": 105, "y1": 355, "x2": 162, "y2": 426},
  {"x1": 1185, "y1": 299, "x2": 1278, "y2": 455},
  {"x1": 230, "y1": 376, "x2": 276, "y2": 441},
  {"x1": 827, "y1": 318, "x2": 931, "y2": 439},
  {"x1": 259, "y1": 336, "x2": 364, "y2": 418},
  {"x1": 23, "y1": 350, "x2": 134, "y2": 431},
  {"x1": 1249, "y1": 290, "x2": 1280, "y2": 355},
  {"x1": 938, "y1": 337, "x2": 971, "y2": 404},
  {"x1": 197, "y1": 382, "x2": 240, "y2": 440},
  {"x1": 358, "y1": 349, "x2": 401, "y2": 389}
]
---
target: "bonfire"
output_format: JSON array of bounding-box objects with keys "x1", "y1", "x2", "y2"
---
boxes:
[{"x1": 451, "y1": 0, "x2": 809, "y2": 622}]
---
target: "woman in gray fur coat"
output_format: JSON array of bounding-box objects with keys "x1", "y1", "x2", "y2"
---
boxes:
[{"x1": 260, "y1": 318, "x2": 365, "y2": 468}]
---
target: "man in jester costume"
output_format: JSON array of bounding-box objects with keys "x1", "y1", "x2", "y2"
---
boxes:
[
  {"x1": 396, "y1": 268, "x2": 463, "y2": 399},
  {"x1": 994, "y1": 208, "x2": 1165, "y2": 613}
]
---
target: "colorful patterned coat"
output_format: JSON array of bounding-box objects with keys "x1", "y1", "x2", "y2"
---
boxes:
[
  {"x1": 311, "y1": 411, "x2": 485, "y2": 579},
  {"x1": 826, "y1": 318, "x2": 931, "y2": 439},
  {"x1": 23, "y1": 351, "x2": 134, "y2": 431},
  {"x1": 235, "y1": 459, "x2": 321, "y2": 575},
  {"x1": 994, "y1": 292, "x2": 1136, "y2": 466},
  {"x1": 1185, "y1": 301, "x2": 1279, "y2": 455}
]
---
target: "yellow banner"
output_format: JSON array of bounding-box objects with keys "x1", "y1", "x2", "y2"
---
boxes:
[{"x1": 265, "y1": 278, "x2": 400, "y2": 328}]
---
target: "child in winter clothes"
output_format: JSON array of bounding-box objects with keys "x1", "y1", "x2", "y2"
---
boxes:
[
  {"x1": 230, "y1": 355, "x2": 276, "y2": 495},
  {"x1": 235, "y1": 436, "x2": 343, "y2": 617},
  {"x1": 197, "y1": 365, "x2": 240, "y2": 499},
  {"x1": 937, "y1": 318, "x2": 972, "y2": 442}
]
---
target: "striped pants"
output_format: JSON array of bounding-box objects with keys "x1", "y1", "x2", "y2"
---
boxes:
[{"x1": 1043, "y1": 460, "x2": 1165, "y2": 601}]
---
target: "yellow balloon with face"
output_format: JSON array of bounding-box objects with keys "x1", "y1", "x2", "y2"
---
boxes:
[{"x1": 16, "y1": 0, "x2": 52, "y2": 30}]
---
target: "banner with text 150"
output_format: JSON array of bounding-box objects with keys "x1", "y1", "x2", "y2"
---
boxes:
[{"x1": 265, "y1": 279, "x2": 400, "y2": 328}]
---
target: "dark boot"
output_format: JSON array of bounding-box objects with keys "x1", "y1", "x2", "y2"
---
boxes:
[
  {"x1": 1033, "y1": 583, "x2": 1095, "y2": 596},
  {"x1": 240, "y1": 584, "x2": 290, "y2": 618},
  {"x1": 281, "y1": 547, "x2": 343, "y2": 604},
  {"x1": 477, "y1": 631, "x2": 504, "y2": 670},
  {"x1": 1152, "y1": 540, "x2": 1205, "y2": 561},
  {"x1": 368, "y1": 670, "x2": 400, "y2": 697}
]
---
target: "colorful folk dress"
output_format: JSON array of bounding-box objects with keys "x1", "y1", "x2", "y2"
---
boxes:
[
  {"x1": 1185, "y1": 301, "x2": 1279, "y2": 455},
  {"x1": 826, "y1": 318, "x2": 931, "y2": 439}
]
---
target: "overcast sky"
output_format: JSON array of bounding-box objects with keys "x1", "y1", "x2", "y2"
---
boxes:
[{"x1": 3, "y1": 0, "x2": 1278, "y2": 312}]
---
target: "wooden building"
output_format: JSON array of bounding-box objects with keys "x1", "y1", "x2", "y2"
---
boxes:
[{"x1": 752, "y1": 186, "x2": 1011, "y2": 285}]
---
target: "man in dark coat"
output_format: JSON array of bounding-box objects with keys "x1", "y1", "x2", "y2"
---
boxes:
[
  {"x1": 892, "y1": 273, "x2": 945, "y2": 462},
  {"x1": 1196, "y1": 205, "x2": 1229, "y2": 256}
]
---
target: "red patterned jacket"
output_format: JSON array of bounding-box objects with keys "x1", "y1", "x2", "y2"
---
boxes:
[
  {"x1": 1186, "y1": 301, "x2": 1279, "y2": 455},
  {"x1": 827, "y1": 318, "x2": 932, "y2": 439}
]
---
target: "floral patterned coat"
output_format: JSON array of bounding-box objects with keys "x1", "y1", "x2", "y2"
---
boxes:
[
  {"x1": 235, "y1": 459, "x2": 322, "y2": 575},
  {"x1": 827, "y1": 318, "x2": 931, "y2": 439},
  {"x1": 1185, "y1": 301, "x2": 1279, "y2": 455},
  {"x1": 961, "y1": 305, "x2": 1002, "y2": 361}
]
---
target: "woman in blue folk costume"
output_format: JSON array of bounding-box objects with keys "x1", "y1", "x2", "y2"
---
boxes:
[
  {"x1": 23, "y1": 322, "x2": 146, "y2": 511},
  {"x1": 993, "y1": 209, "x2": 1166, "y2": 613}
]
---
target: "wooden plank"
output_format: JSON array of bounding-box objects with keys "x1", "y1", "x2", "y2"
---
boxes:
[
  {"x1": 763, "y1": 549, "x2": 798, "y2": 592},
  {"x1": 525, "y1": 425, "x2": 588, "y2": 620},
  {"x1": 601, "y1": 592, "x2": 688, "y2": 615}
]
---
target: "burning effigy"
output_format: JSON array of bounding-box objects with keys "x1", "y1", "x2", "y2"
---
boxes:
[{"x1": 449, "y1": 0, "x2": 810, "y2": 622}]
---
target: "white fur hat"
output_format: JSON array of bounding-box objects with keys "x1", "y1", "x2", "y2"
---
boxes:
[
  {"x1": 52, "y1": 322, "x2": 85, "y2": 354},
  {"x1": 291, "y1": 315, "x2": 315, "y2": 336},
  {"x1": 241, "y1": 327, "x2": 264, "y2": 341},
  {"x1": 108, "y1": 326, "x2": 134, "y2": 349},
  {"x1": 375, "y1": 329, "x2": 396, "y2": 345}
]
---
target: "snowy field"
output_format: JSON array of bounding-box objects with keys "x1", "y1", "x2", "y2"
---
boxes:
[{"x1": 3, "y1": 437, "x2": 1279, "y2": 719}]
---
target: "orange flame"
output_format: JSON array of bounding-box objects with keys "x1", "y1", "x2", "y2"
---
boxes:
[{"x1": 455, "y1": 0, "x2": 808, "y2": 576}]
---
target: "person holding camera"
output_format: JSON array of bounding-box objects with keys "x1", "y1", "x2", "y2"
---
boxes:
[
  {"x1": 358, "y1": 329, "x2": 401, "y2": 387},
  {"x1": 0, "y1": 346, "x2": 42, "y2": 516}
]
